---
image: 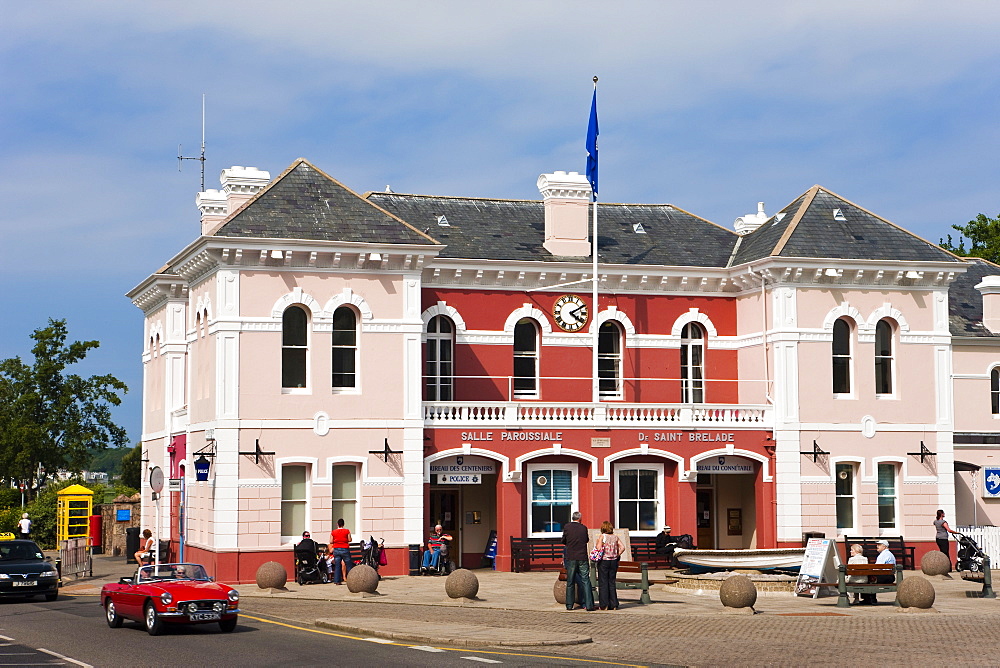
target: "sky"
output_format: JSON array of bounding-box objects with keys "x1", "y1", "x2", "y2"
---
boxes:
[{"x1": 3, "y1": 2, "x2": 1000, "y2": 446}]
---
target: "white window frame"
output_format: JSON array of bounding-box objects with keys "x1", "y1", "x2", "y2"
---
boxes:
[
  {"x1": 680, "y1": 323, "x2": 705, "y2": 403},
  {"x1": 426, "y1": 315, "x2": 455, "y2": 401},
  {"x1": 991, "y1": 367, "x2": 999, "y2": 416},
  {"x1": 525, "y1": 463, "x2": 578, "y2": 537},
  {"x1": 874, "y1": 319, "x2": 895, "y2": 397},
  {"x1": 281, "y1": 305, "x2": 310, "y2": 394},
  {"x1": 834, "y1": 461, "x2": 859, "y2": 533},
  {"x1": 598, "y1": 321, "x2": 623, "y2": 400},
  {"x1": 876, "y1": 461, "x2": 899, "y2": 532},
  {"x1": 331, "y1": 463, "x2": 359, "y2": 532},
  {"x1": 513, "y1": 318, "x2": 540, "y2": 399},
  {"x1": 332, "y1": 306, "x2": 359, "y2": 393},
  {"x1": 614, "y1": 463, "x2": 664, "y2": 536},
  {"x1": 280, "y1": 463, "x2": 310, "y2": 543},
  {"x1": 832, "y1": 317, "x2": 853, "y2": 397}
]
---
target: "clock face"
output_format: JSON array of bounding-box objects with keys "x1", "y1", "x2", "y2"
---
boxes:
[{"x1": 553, "y1": 294, "x2": 589, "y2": 332}]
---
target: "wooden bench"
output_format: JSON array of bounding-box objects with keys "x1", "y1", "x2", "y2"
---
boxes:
[
  {"x1": 510, "y1": 537, "x2": 564, "y2": 572},
  {"x1": 842, "y1": 536, "x2": 915, "y2": 570},
  {"x1": 629, "y1": 537, "x2": 673, "y2": 568},
  {"x1": 558, "y1": 561, "x2": 678, "y2": 605},
  {"x1": 831, "y1": 563, "x2": 903, "y2": 608}
]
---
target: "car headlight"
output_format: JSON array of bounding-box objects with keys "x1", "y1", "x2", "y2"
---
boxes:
[
  {"x1": 213, "y1": 602, "x2": 225, "y2": 613},
  {"x1": 187, "y1": 603, "x2": 199, "y2": 614},
  {"x1": 41, "y1": 567, "x2": 57, "y2": 575},
  {"x1": 160, "y1": 591, "x2": 172, "y2": 605},
  {"x1": 228, "y1": 589, "x2": 239, "y2": 602},
  {"x1": 0, "y1": 574, "x2": 9, "y2": 580}
]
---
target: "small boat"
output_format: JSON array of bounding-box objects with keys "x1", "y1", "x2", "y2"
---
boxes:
[{"x1": 673, "y1": 547, "x2": 806, "y2": 572}]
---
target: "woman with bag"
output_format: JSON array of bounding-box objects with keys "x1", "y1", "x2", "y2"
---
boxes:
[{"x1": 594, "y1": 520, "x2": 623, "y2": 610}]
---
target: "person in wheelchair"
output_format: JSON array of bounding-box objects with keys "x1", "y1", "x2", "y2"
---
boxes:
[
  {"x1": 420, "y1": 524, "x2": 452, "y2": 575},
  {"x1": 294, "y1": 531, "x2": 328, "y2": 585}
]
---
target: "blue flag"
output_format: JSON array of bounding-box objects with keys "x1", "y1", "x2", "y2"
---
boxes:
[{"x1": 586, "y1": 88, "x2": 598, "y2": 198}]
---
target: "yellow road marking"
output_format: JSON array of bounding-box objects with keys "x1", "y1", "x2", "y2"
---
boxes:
[{"x1": 240, "y1": 614, "x2": 647, "y2": 667}]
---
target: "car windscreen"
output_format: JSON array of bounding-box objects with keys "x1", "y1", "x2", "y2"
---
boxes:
[
  {"x1": 138, "y1": 564, "x2": 210, "y2": 582},
  {"x1": 0, "y1": 544, "x2": 43, "y2": 561}
]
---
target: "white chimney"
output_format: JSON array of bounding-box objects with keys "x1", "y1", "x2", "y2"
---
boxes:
[
  {"x1": 734, "y1": 201, "x2": 768, "y2": 236},
  {"x1": 220, "y1": 166, "x2": 271, "y2": 214},
  {"x1": 537, "y1": 171, "x2": 591, "y2": 257},
  {"x1": 976, "y1": 275, "x2": 1000, "y2": 333},
  {"x1": 196, "y1": 189, "x2": 227, "y2": 235}
]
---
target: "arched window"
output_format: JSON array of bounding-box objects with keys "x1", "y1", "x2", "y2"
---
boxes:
[
  {"x1": 426, "y1": 315, "x2": 454, "y2": 401},
  {"x1": 332, "y1": 307, "x2": 357, "y2": 389},
  {"x1": 598, "y1": 321, "x2": 623, "y2": 399},
  {"x1": 875, "y1": 319, "x2": 894, "y2": 395},
  {"x1": 513, "y1": 318, "x2": 539, "y2": 399},
  {"x1": 992, "y1": 368, "x2": 1000, "y2": 415},
  {"x1": 281, "y1": 305, "x2": 308, "y2": 389},
  {"x1": 832, "y1": 318, "x2": 852, "y2": 395},
  {"x1": 680, "y1": 323, "x2": 705, "y2": 403}
]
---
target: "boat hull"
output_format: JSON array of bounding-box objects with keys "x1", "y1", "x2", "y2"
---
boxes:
[{"x1": 673, "y1": 547, "x2": 805, "y2": 572}]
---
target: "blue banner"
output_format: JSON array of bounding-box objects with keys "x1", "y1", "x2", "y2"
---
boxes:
[{"x1": 586, "y1": 88, "x2": 598, "y2": 198}]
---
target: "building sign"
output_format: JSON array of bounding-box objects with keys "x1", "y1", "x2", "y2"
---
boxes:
[
  {"x1": 437, "y1": 472, "x2": 483, "y2": 485},
  {"x1": 639, "y1": 432, "x2": 736, "y2": 443},
  {"x1": 695, "y1": 455, "x2": 755, "y2": 474},
  {"x1": 984, "y1": 467, "x2": 1000, "y2": 498},
  {"x1": 430, "y1": 455, "x2": 497, "y2": 476}
]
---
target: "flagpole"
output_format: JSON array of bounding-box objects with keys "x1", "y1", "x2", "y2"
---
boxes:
[{"x1": 588, "y1": 76, "x2": 600, "y2": 404}]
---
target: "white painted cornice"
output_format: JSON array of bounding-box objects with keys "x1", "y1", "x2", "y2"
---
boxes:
[{"x1": 733, "y1": 257, "x2": 966, "y2": 292}]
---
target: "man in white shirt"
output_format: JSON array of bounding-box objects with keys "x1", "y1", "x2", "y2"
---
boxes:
[
  {"x1": 17, "y1": 514, "x2": 30, "y2": 539},
  {"x1": 863, "y1": 539, "x2": 896, "y2": 605}
]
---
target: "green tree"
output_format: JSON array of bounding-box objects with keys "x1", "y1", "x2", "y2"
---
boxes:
[
  {"x1": 0, "y1": 320, "x2": 128, "y2": 501},
  {"x1": 120, "y1": 443, "x2": 142, "y2": 490},
  {"x1": 940, "y1": 213, "x2": 1000, "y2": 263}
]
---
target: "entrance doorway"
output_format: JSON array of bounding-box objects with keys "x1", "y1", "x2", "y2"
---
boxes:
[
  {"x1": 429, "y1": 474, "x2": 497, "y2": 569},
  {"x1": 696, "y1": 489, "x2": 714, "y2": 549}
]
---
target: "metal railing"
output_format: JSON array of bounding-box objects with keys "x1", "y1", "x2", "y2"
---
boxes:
[{"x1": 58, "y1": 537, "x2": 92, "y2": 580}]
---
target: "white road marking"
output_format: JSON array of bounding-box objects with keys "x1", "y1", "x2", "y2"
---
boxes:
[
  {"x1": 0, "y1": 635, "x2": 13, "y2": 641},
  {"x1": 363, "y1": 637, "x2": 394, "y2": 644},
  {"x1": 461, "y1": 657, "x2": 503, "y2": 663},
  {"x1": 409, "y1": 645, "x2": 446, "y2": 652},
  {"x1": 38, "y1": 648, "x2": 93, "y2": 667}
]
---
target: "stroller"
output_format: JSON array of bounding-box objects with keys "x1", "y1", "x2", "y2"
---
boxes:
[
  {"x1": 358, "y1": 536, "x2": 384, "y2": 573},
  {"x1": 294, "y1": 540, "x2": 329, "y2": 585},
  {"x1": 955, "y1": 532, "x2": 988, "y2": 573}
]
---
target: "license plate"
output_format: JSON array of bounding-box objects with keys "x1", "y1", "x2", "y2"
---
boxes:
[
  {"x1": 190, "y1": 612, "x2": 220, "y2": 621},
  {"x1": 12, "y1": 581, "x2": 37, "y2": 587}
]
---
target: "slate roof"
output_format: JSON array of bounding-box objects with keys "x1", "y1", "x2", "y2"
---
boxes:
[
  {"x1": 949, "y1": 257, "x2": 1000, "y2": 337},
  {"x1": 364, "y1": 193, "x2": 738, "y2": 267},
  {"x1": 212, "y1": 159, "x2": 439, "y2": 246},
  {"x1": 731, "y1": 186, "x2": 959, "y2": 265}
]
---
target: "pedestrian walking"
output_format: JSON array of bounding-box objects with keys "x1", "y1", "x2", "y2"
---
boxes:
[
  {"x1": 595, "y1": 520, "x2": 623, "y2": 610},
  {"x1": 17, "y1": 513, "x2": 31, "y2": 539}
]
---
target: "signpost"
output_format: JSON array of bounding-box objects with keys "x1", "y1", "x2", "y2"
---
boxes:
[{"x1": 794, "y1": 538, "x2": 840, "y2": 598}]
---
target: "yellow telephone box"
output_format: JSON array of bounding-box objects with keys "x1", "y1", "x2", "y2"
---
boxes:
[{"x1": 57, "y1": 484, "x2": 93, "y2": 544}]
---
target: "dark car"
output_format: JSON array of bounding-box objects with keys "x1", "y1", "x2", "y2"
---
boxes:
[{"x1": 0, "y1": 534, "x2": 59, "y2": 601}]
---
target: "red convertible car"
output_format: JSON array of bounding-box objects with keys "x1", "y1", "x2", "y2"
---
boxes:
[{"x1": 101, "y1": 563, "x2": 239, "y2": 635}]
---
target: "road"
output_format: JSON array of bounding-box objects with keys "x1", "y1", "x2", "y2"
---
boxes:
[{"x1": 0, "y1": 594, "x2": 651, "y2": 667}]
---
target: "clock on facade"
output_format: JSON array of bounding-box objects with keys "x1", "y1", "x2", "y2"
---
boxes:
[{"x1": 552, "y1": 294, "x2": 589, "y2": 332}]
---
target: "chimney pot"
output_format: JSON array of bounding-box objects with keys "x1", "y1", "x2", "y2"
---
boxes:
[
  {"x1": 537, "y1": 171, "x2": 592, "y2": 257},
  {"x1": 975, "y1": 275, "x2": 1000, "y2": 333}
]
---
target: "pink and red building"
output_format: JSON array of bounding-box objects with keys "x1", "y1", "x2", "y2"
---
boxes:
[{"x1": 128, "y1": 159, "x2": 1000, "y2": 581}]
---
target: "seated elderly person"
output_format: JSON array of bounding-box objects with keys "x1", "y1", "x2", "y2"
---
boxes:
[{"x1": 655, "y1": 525, "x2": 679, "y2": 567}]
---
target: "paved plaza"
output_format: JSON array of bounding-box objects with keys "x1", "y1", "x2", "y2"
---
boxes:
[{"x1": 63, "y1": 554, "x2": 1000, "y2": 666}]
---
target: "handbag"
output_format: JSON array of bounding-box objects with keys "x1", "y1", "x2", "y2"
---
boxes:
[
  {"x1": 589, "y1": 537, "x2": 605, "y2": 561},
  {"x1": 378, "y1": 549, "x2": 388, "y2": 566}
]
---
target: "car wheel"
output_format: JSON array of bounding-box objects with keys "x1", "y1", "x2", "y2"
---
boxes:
[
  {"x1": 105, "y1": 599, "x2": 123, "y2": 628},
  {"x1": 218, "y1": 616, "x2": 237, "y2": 633},
  {"x1": 144, "y1": 602, "x2": 163, "y2": 636},
  {"x1": 45, "y1": 592, "x2": 58, "y2": 602}
]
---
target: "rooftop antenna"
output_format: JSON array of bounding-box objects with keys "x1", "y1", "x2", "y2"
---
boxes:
[{"x1": 178, "y1": 94, "x2": 207, "y2": 192}]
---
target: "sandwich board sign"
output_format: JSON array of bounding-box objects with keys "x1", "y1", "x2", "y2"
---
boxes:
[{"x1": 794, "y1": 538, "x2": 840, "y2": 598}]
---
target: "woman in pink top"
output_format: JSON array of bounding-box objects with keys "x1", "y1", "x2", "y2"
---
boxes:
[{"x1": 329, "y1": 518, "x2": 353, "y2": 584}]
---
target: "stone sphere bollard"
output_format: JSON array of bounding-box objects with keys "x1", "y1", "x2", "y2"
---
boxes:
[
  {"x1": 897, "y1": 576, "x2": 935, "y2": 609},
  {"x1": 719, "y1": 573, "x2": 757, "y2": 609},
  {"x1": 553, "y1": 579, "x2": 567, "y2": 605},
  {"x1": 445, "y1": 568, "x2": 480, "y2": 599},
  {"x1": 346, "y1": 564, "x2": 379, "y2": 593},
  {"x1": 921, "y1": 550, "x2": 951, "y2": 576},
  {"x1": 255, "y1": 561, "x2": 287, "y2": 589}
]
